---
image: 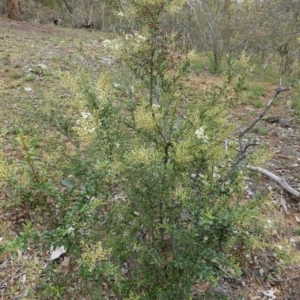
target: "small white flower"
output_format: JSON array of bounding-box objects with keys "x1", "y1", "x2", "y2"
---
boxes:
[
  {"x1": 81, "y1": 111, "x2": 92, "y2": 119},
  {"x1": 195, "y1": 127, "x2": 204, "y2": 138},
  {"x1": 195, "y1": 127, "x2": 208, "y2": 142},
  {"x1": 212, "y1": 172, "x2": 220, "y2": 179},
  {"x1": 136, "y1": 34, "x2": 146, "y2": 41},
  {"x1": 152, "y1": 104, "x2": 160, "y2": 109},
  {"x1": 67, "y1": 227, "x2": 74, "y2": 233},
  {"x1": 102, "y1": 39, "x2": 111, "y2": 48}
]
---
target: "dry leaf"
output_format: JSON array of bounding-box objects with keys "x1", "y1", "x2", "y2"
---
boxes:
[
  {"x1": 295, "y1": 216, "x2": 300, "y2": 223},
  {"x1": 194, "y1": 281, "x2": 210, "y2": 293},
  {"x1": 279, "y1": 195, "x2": 289, "y2": 215},
  {"x1": 58, "y1": 257, "x2": 71, "y2": 275},
  {"x1": 42, "y1": 243, "x2": 47, "y2": 257},
  {"x1": 167, "y1": 253, "x2": 173, "y2": 262},
  {"x1": 259, "y1": 268, "x2": 265, "y2": 277},
  {"x1": 21, "y1": 274, "x2": 26, "y2": 284},
  {"x1": 102, "y1": 282, "x2": 109, "y2": 290},
  {"x1": 0, "y1": 260, "x2": 8, "y2": 269},
  {"x1": 73, "y1": 266, "x2": 79, "y2": 272},
  {"x1": 12, "y1": 288, "x2": 28, "y2": 300},
  {"x1": 61, "y1": 256, "x2": 71, "y2": 267}
]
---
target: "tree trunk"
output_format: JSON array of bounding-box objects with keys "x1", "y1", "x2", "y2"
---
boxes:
[{"x1": 7, "y1": 0, "x2": 21, "y2": 21}]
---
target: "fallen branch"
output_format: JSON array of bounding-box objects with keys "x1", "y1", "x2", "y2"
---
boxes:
[
  {"x1": 224, "y1": 83, "x2": 294, "y2": 199},
  {"x1": 287, "y1": 275, "x2": 300, "y2": 281},
  {"x1": 288, "y1": 265, "x2": 300, "y2": 270},
  {"x1": 248, "y1": 166, "x2": 300, "y2": 200}
]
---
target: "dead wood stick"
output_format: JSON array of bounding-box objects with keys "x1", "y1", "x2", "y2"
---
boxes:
[
  {"x1": 263, "y1": 54, "x2": 274, "y2": 70},
  {"x1": 238, "y1": 85, "x2": 291, "y2": 161},
  {"x1": 288, "y1": 265, "x2": 300, "y2": 270},
  {"x1": 248, "y1": 166, "x2": 300, "y2": 200},
  {"x1": 287, "y1": 275, "x2": 300, "y2": 281}
]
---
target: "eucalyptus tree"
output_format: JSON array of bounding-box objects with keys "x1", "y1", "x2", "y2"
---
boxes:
[
  {"x1": 255, "y1": 0, "x2": 300, "y2": 73},
  {"x1": 180, "y1": 0, "x2": 233, "y2": 72},
  {"x1": 7, "y1": 0, "x2": 22, "y2": 20}
]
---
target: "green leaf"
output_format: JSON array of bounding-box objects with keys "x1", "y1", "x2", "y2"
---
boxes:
[{"x1": 60, "y1": 178, "x2": 74, "y2": 188}]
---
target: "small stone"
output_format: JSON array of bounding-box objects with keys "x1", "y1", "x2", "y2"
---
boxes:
[{"x1": 37, "y1": 63, "x2": 48, "y2": 70}]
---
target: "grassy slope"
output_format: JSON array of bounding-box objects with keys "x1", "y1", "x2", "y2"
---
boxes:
[{"x1": 1, "y1": 16, "x2": 300, "y2": 299}]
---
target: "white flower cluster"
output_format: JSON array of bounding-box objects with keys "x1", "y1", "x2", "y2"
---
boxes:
[
  {"x1": 124, "y1": 33, "x2": 147, "y2": 43},
  {"x1": 75, "y1": 110, "x2": 96, "y2": 139},
  {"x1": 195, "y1": 127, "x2": 208, "y2": 143},
  {"x1": 102, "y1": 39, "x2": 121, "y2": 51},
  {"x1": 81, "y1": 111, "x2": 92, "y2": 119}
]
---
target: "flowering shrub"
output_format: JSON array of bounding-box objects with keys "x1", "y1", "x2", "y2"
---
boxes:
[{"x1": 0, "y1": 1, "x2": 266, "y2": 299}]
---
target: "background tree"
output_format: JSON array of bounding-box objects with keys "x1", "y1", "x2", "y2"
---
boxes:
[{"x1": 7, "y1": 0, "x2": 21, "y2": 21}]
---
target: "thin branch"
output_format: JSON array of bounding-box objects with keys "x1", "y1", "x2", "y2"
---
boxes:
[
  {"x1": 288, "y1": 265, "x2": 300, "y2": 270},
  {"x1": 287, "y1": 276, "x2": 300, "y2": 281},
  {"x1": 118, "y1": 0, "x2": 136, "y2": 36},
  {"x1": 238, "y1": 85, "x2": 291, "y2": 161},
  {"x1": 243, "y1": 142, "x2": 258, "y2": 153}
]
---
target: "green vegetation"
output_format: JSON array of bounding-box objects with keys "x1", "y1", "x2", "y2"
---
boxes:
[
  {"x1": 1, "y1": 1, "x2": 300, "y2": 299},
  {"x1": 251, "y1": 126, "x2": 268, "y2": 135},
  {"x1": 0, "y1": 8, "x2": 268, "y2": 300},
  {"x1": 10, "y1": 71, "x2": 22, "y2": 79},
  {"x1": 23, "y1": 74, "x2": 36, "y2": 82},
  {"x1": 242, "y1": 84, "x2": 265, "y2": 108}
]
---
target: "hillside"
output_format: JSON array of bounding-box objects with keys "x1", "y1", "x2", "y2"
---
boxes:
[{"x1": 1, "y1": 16, "x2": 300, "y2": 300}]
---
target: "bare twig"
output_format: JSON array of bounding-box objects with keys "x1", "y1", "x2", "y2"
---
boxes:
[
  {"x1": 243, "y1": 142, "x2": 258, "y2": 153},
  {"x1": 279, "y1": 190, "x2": 289, "y2": 215},
  {"x1": 233, "y1": 83, "x2": 299, "y2": 201},
  {"x1": 238, "y1": 85, "x2": 291, "y2": 161},
  {"x1": 248, "y1": 166, "x2": 300, "y2": 200},
  {"x1": 118, "y1": 0, "x2": 137, "y2": 37},
  {"x1": 288, "y1": 265, "x2": 300, "y2": 270},
  {"x1": 263, "y1": 54, "x2": 274, "y2": 70}
]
